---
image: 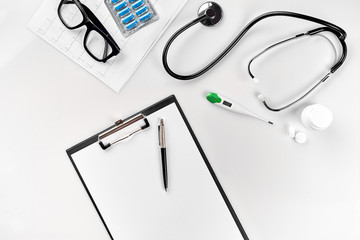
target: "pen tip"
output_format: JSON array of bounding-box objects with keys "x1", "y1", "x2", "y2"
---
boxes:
[
  {"x1": 165, "y1": 188, "x2": 168, "y2": 192},
  {"x1": 268, "y1": 121, "x2": 274, "y2": 125}
]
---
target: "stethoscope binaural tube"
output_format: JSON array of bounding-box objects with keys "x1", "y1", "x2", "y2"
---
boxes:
[
  {"x1": 162, "y1": 3, "x2": 348, "y2": 111},
  {"x1": 248, "y1": 27, "x2": 347, "y2": 111}
]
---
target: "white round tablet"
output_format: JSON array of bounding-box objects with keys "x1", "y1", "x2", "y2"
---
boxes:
[{"x1": 295, "y1": 131, "x2": 307, "y2": 144}]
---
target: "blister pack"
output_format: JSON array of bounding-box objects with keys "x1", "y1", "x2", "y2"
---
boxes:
[{"x1": 104, "y1": 0, "x2": 159, "y2": 37}]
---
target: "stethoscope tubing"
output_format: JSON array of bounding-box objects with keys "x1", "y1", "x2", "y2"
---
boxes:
[{"x1": 162, "y1": 11, "x2": 347, "y2": 81}]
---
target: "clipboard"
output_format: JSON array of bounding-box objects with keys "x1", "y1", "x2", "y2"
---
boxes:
[{"x1": 66, "y1": 95, "x2": 249, "y2": 240}]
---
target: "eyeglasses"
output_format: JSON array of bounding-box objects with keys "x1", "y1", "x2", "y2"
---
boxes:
[{"x1": 57, "y1": 0, "x2": 120, "y2": 63}]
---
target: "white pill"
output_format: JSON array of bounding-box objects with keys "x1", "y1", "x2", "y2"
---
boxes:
[
  {"x1": 288, "y1": 126, "x2": 296, "y2": 138},
  {"x1": 294, "y1": 132, "x2": 307, "y2": 144}
]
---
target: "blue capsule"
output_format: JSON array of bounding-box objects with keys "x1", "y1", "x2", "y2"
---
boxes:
[
  {"x1": 139, "y1": 12, "x2": 151, "y2": 22},
  {"x1": 131, "y1": 0, "x2": 143, "y2": 9},
  {"x1": 135, "y1": 6, "x2": 148, "y2": 16},
  {"x1": 122, "y1": 14, "x2": 135, "y2": 24},
  {"x1": 114, "y1": 1, "x2": 127, "y2": 11},
  {"x1": 118, "y1": 7, "x2": 130, "y2": 17},
  {"x1": 125, "y1": 20, "x2": 139, "y2": 30}
]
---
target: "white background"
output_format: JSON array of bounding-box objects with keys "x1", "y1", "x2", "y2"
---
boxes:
[{"x1": 0, "y1": 0, "x2": 359, "y2": 239}]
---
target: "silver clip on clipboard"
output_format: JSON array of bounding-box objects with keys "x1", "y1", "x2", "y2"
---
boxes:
[
  {"x1": 98, "y1": 114, "x2": 150, "y2": 150},
  {"x1": 67, "y1": 95, "x2": 248, "y2": 240}
]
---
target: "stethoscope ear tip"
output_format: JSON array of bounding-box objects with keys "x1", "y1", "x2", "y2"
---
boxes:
[{"x1": 257, "y1": 94, "x2": 265, "y2": 102}]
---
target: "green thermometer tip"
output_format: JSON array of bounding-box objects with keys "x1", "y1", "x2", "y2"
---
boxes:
[{"x1": 206, "y1": 92, "x2": 222, "y2": 103}]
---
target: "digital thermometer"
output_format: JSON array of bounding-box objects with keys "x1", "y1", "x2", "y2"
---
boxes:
[{"x1": 206, "y1": 92, "x2": 273, "y2": 125}]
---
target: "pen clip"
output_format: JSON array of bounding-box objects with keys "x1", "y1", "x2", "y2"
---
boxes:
[
  {"x1": 158, "y1": 119, "x2": 165, "y2": 148},
  {"x1": 98, "y1": 114, "x2": 150, "y2": 150}
]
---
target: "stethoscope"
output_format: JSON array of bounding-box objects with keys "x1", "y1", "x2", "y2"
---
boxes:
[{"x1": 162, "y1": 2, "x2": 347, "y2": 111}]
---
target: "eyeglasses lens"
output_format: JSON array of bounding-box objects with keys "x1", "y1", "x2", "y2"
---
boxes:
[
  {"x1": 86, "y1": 30, "x2": 113, "y2": 61},
  {"x1": 59, "y1": 1, "x2": 84, "y2": 28}
]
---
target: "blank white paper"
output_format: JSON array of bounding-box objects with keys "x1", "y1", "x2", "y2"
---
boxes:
[{"x1": 72, "y1": 103, "x2": 245, "y2": 240}]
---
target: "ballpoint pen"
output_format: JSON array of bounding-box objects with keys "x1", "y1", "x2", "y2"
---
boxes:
[{"x1": 158, "y1": 119, "x2": 168, "y2": 192}]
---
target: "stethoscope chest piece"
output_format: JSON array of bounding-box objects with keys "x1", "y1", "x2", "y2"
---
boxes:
[{"x1": 198, "y1": 2, "x2": 222, "y2": 26}]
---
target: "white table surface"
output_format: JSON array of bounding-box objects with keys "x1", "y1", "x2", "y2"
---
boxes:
[{"x1": 0, "y1": 0, "x2": 359, "y2": 239}]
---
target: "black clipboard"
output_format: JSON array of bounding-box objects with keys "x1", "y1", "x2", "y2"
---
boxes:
[{"x1": 66, "y1": 95, "x2": 249, "y2": 240}]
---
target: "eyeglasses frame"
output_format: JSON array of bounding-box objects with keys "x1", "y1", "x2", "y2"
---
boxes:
[{"x1": 57, "y1": 0, "x2": 120, "y2": 63}]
